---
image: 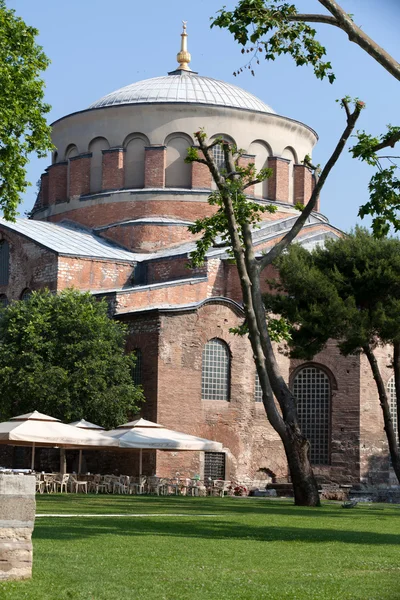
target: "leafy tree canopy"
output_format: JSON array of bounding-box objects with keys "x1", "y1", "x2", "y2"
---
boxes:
[
  {"x1": 264, "y1": 227, "x2": 400, "y2": 359},
  {"x1": 0, "y1": 289, "x2": 143, "y2": 427},
  {"x1": 0, "y1": 0, "x2": 53, "y2": 220}
]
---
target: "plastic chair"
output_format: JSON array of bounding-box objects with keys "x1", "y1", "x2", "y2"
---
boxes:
[{"x1": 70, "y1": 475, "x2": 88, "y2": 494}]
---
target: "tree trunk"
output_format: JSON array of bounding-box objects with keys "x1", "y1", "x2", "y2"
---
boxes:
[
  {"x1": 363, "y1": 345, "x2": 400, "y2": 484},
  {"x1": 282, "y1": 424, "x2": 321, "y2": 506}
]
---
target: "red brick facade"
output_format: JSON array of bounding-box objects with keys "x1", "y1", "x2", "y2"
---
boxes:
[
  {"x1": 48, "y1": 162, "x2": 68, "y2": 205},
  {"x1": 191, "y1": 147, "x2": 212, "y2": 189},
  {"x1": 268, "y1": 156, "x2": 289, "y2": 203},
  {"x1": 69, "y1": 154, "x2": 91, "y2": 197},
  {"x1": 294, "y1": 164, "x2": 315, "y2": 208},
  {"x1": 102, "y1": 148, "x2": 125, "y2": 191},
  {"x1": 144, "y1": 146, "x2": 166, "y2": 188}
]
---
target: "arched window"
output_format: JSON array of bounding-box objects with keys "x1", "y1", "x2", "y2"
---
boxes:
[
  {"x1": 292, "y1": 366, "x2": 331, "y2": 464},
  {"x1": 89, "y1": 137, "x2": 109, "y2": 193},
  {"x1": 387, "y1": 376, "x2": 398, "y2": 438},
  {"x1": 165, "y1": 135, "x2": 192, "y2": 188},
  {"x1": 282, "y1": 147, "x2": 297, "y2": 204},
  {"x1": 65, "y1": 144, "x2": 78, "y2": 161},
  {"x1": 254, "y1": 372, "x2": 263, "y2": 403},
  {"x1": 0, "y1": 294, "x2": 8, "y2": 308},
  {"x1": 20, "y1": 288, "x2": 32, "y2": 301},
  {"x1": 202, "y1": 338, "x2": 230, "y2": 401},
  {"x1": 65, "y1": 145, "x2": 78, "y2": 197},
  {"x1": 0, "y1": 240, "x2": 10, "y2": 286},
  {"x1": 132, "y1": 349, "x2": 143, "y2": 386},
  {"x1": 249, "y1": 140, "x2": 271, "y2": 199},
  {"x1": 124, "y1": 136, "x2": 147, "y2": 189}
]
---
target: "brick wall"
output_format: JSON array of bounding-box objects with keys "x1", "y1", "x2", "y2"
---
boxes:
[
  {"x1": 268, "y1": 156, "x2": 289, "y2": 203},
  {"x1": 102, "y1": 148, "x2": 125, "y2": 191},
  {"x1": 48, "y1": 162, "x2": 68, "y2": 205},
  {"x1": 57, "y1": 256, "x2": 134, "y2": 291},
  {"x1": 144, "y1": 146, "x2": 166, "y2": 188},
  {"x1": 0, "y1": 230, "x2": 58, "y2": 301},
  {"x1": 69, "y1": 154, "x2": 91, "y2": 198},
  {"x1": 191, "y1": 147, "x2": 212, "y2": 189},
  {"x1": 293, "y1": 164, "x2": 313, "y2": 207},
  {"x1": 98, "y1": 222, "x2": 199, "y2": 252}
]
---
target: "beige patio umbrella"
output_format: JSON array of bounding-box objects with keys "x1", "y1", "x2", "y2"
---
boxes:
[
  {"x1": 106, "y1": 418, "x2": 223, "y2": 476},
  {"x1": 0, "y1": 411, "x2": 119, "y2": 470},
  {"x1": 69, "y1": 419, "x2": 105, "y2": 474}
]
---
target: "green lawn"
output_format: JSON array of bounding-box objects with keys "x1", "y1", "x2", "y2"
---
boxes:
[{"x1": 1, "y1": 496, "x2": 400, "y2": 599}]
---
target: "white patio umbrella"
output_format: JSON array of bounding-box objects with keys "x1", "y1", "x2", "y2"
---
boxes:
[
  {"x1": 106, "y1": 418, "x2": 223, "y2": 475},
  {"x1": 69, "y1": 419, "x2": 105, "y2": 474},
  {"x1": 0, "y1": 411, "x2": 119, "y2": 470}
]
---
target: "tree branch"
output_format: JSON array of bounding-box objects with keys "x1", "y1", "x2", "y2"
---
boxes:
[
  {"x1": 372, "y1": 133, "x2": 400, "y2": 153},
  {"x1": 257, "y1": 100, "x2": 363, "y2": 271},
  {"x1": 287, "y1": 13, "x2": 340, "y2": 27},
  {"x1": 317, "y1": 0, "x2": 400, "y2": 81}
]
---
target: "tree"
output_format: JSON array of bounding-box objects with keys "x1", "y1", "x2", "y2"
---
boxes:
[
  {"x1": 212, "y1": 0, "x2": 400, "y2": 236},
  {"x1": 0, "y1": 1, "x2": 53, "y2": 220},
  {"x1": 263, "y1": 228, "x2": 400, "y2": 482},
  {"x1": 186, "y1": 97, "x2": 362, "y2": 506},
  {"x1": 0, "y1": 289, "x2": 144, "y2": 428}
]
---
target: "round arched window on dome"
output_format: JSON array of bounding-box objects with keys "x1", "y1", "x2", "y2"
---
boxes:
[
  {"x1": 124, "y1": 135, "x2": 148, "y2": 189},
  {"x1": 165, "y1": 134, "x2": 192, "y2": 188},
  {"x1": 282, "y1": 147, "x2": 298, "y2": 204},
  {"x1": 292, "y1": 365, "x2": 331, "y2": 465},
  {"x1": 88, "y1": 137, "x2": 109, "y2": 193},
  {"x1": 202, "y1": 338, "x2": 230, "y2": 401},
  {"x1": 249, "y1": 140, "x2": 272, "y2": 199}
]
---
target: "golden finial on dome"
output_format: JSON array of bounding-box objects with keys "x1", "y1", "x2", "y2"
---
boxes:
[{"x1": 176, "y1": 21, "x2": 192, "y2": 71}]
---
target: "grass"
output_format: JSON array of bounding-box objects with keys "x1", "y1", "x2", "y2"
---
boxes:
[{"x1": 1, "y1": 495, "x2": 400, "y2": 599}]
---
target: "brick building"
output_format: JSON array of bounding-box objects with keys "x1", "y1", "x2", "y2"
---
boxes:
[{"x1": 0, "y1": 27, "x2": 395, "y2": 485}]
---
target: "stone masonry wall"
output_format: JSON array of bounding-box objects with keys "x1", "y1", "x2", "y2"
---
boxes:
[
  {"x1": 57, "y1": 257, "x2": 134, "y2": 291},
  {"x1": 0, "y1": 230, "x2": 58, "y2": 302},
  {"x1": 359, "y1": 345, "x2": 393, "y2": 484},
  {"x1": 0, "y1": 474, "x2": 35, "y2": 581}
]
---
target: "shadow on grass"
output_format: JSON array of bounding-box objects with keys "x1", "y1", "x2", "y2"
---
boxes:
[
  {"x1": 35, "y1": 494, "x2": 400, "y2": 519},
  {"x1": 33, "y1": 514, "x2": 400, "y2": 547}
]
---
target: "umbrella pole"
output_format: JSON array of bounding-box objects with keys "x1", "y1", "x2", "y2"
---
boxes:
[
  {"x1": 31, "y1": 443, "x2": 35, "y2": 471},
  {"x1": 139, "y1": 448, "x2": 142, "y2": 477},
  {"x1": 78, "y1": 450, "x2": 83, "y2": 475}
]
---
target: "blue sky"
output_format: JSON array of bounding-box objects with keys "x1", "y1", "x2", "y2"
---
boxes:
[{"x1": 7, "y1": 0, "x2": 400, "y2": 232}]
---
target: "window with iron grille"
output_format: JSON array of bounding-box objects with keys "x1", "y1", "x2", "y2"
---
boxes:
[
  {"x1": 292, "y1": 366, "x2": 331, "y2": 465},
  {"x1": 0, "y1": 241, "x2": 9, "y2": 286},
  {"x1": 387, "y1": 376, "x2": 398, "y2": 438},
  {"x1": 255, "y1": 372, "x2": 263, "y2": 402},
  {"x1": 132, "y1": 349, "x2": 142, "y2": 386},
  {"x1": 212, "y1": 145, "x2": 225, "y2": 172},
  {"x1": 204, "y1": 452, "x2": 226, "y2": 481},
  {"x1": 202, "y1": 338, "x2": 230, "y2": 401},
  {"x1": 0, "y1": 294, "x2": 8, "y2": 308}
]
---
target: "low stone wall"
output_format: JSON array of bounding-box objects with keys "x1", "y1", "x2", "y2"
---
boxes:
[{"x1": 0, "y1": 474, "x2": 36, "y2": 580}]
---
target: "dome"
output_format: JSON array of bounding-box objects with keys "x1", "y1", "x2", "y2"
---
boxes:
[{"x1": 88, "y1": 72, "x2": 276, "y2": 114}]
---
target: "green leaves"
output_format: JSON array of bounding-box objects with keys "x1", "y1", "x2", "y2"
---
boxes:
[
  {"x1": 0, "y1": 1, "x2": 53, "y2": 220},
  {"x1": 0, "y1": 289, "x2": 144, "y2": 427},
  {"x1": 212, "y1": 1, "x2": 335, "y2": 82},
  {"x1": 264, "y1": 228, "x2": 400, "y2": 360},
  {"x1": 350, "y1": 124, "x2": 400, "y2": 236}
]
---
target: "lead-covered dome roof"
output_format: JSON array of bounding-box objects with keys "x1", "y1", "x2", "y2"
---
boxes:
[{"x1": 88, "y1": 72, "x2": 276, "y2": 114}]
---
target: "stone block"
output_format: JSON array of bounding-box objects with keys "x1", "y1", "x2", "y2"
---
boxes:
[{"x1": 0, "y1": 474, "x2": 35, "y2": 581}]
